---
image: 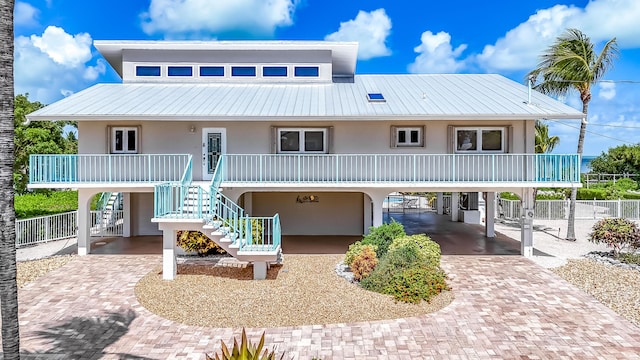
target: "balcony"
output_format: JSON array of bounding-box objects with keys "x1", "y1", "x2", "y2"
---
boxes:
[
  {"x1": 29, "y1": 153, "x2": 580, "y2": 189},
  {"x1": 29, "y1": 154, "x2": 191, "y2": 188}
]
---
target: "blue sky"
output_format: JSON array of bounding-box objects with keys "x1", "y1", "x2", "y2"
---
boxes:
[{"x1": 13, "y1": 0, "x2": 640, "y2": 156}]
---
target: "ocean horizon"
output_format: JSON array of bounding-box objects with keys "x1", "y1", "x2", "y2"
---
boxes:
[{"x1": 581, "y1": 155, "x2": 597, "y2": 173}]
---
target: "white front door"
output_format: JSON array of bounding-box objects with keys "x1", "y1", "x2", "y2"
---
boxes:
[{"x1": 202, "y1": 128, "x2": 226, "y2": 181}]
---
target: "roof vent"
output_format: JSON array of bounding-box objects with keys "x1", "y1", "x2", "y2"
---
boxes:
[{"x1": 367, "y1": 93, "x2": 385, "y2": 102}]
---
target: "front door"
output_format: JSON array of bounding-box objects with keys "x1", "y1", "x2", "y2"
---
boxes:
[{"x1": 202, "y1": 128, "x2": 226, "y2": 181}]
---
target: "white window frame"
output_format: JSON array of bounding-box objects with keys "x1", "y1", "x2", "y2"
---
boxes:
[
  {"x1": 394, "y1": 127, "x2": 424, "y2": 147},
  {"x1": 454, "y1": 127, "x2": 505, "y2": 153},
  {"x1": 111, "y1": 127, "x2": 139, "y2": 154},
  {"x1": 277, "y1": 128, "x2": 328, "y2": 154}
]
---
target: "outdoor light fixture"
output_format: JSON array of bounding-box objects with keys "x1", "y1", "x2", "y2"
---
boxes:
[
  {"x1": 189, "y1": 125, "x2": 196, "y2": 133},
  {"x1": 296, "y1": 195, "x2": 319, "y2": 203}
]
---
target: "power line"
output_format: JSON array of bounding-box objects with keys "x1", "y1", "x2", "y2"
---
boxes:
[
  {"x1": 587, "y1": 123, "x2": 640, "y2": 130},
  {"x1": 549, "y1": 120, "x2": 638, "y2": 145}
]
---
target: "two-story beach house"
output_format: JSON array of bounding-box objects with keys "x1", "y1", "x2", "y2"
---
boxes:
[{"x1": 27, "y1": 40, "x2": 583, "y2": 279}]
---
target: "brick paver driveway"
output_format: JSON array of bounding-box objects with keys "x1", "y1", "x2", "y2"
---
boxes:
[{"x1": 11, "y1": 255, "x2": 640, "y2": 359}]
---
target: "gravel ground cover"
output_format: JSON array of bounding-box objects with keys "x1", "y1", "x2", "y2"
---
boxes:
[
  {"x1": 17, "y1": 255, "x2": 75, "y2": 288},
  {"x1": 552, "y1": 258, "x2": 640, "y2": 327},
  {"x1": 134, "y1": 254, "x2": 454, "y2": 328}
]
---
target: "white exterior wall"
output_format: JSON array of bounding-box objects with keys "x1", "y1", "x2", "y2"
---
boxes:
[
  {"x1": 251, "y1": 192, "x2": 364, "y2": 235},
  {"x1": 130, "y1": 193, "x2": 161, "y2": 236}
]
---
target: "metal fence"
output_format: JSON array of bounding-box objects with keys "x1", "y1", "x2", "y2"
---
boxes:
[
  {"x1": 384, "y1": 194, "x2": 433, "y2": 213},
  {"x1": 15, "y1": 210, "x2": 124, "y2": 248},
  {"x1": 499, "y1": 198, "x2": 640, "y2": 220}
]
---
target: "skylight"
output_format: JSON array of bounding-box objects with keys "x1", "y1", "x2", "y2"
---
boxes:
[{"x1": 367, "y1": 93, "x2": 385, "y2": 102}]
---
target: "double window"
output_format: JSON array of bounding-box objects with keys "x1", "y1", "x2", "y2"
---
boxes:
[
  {"x1": 455, "y1": 127, "x2": 504, "y2": 153},
  {"x1": 111, "y1": 127, "x2": 138, "y2": 154},
  {"x1": 391, "y1": 126, "x2": 424, "y2": 148},
  {"x1": 278, "y1": 128, "x2": 327, "y2": 153}
]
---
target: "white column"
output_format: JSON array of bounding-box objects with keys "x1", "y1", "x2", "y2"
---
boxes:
[
  {"x1": 521, "y1": 188, "x2": 534, "y2": 257},
  {"x1": 363, "y1": 194, "x2": 372, "y2": 234},
  {"x1": 162, "y1": 229, "x2": 177, "y2": 280},
  {"x1": 77, "y1": 189, "x2": 93, "y2": 256},
  {"x1": 451, "y1": 192, "x2": 460, "y2": 222},
  {"x1": 123, "y1": 192, "x2": 131, "y2": 238},
  {"x1": 253, "y1": 261, "x2": 267, "y2": 280},
  {"x1": 436, "y1": 192, "x2": 444, "y2": 215},
  {"x1": 485, "y1": 192, "x2": 496, "y2": 238}
]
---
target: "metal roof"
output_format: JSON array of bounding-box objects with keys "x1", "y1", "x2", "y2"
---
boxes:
[
  {"x1": 94, "y1": 40, "x2": 359, "y2": 77},
  {"x1": 27, "y1": 74, "x2": 584, "y2": 122}
]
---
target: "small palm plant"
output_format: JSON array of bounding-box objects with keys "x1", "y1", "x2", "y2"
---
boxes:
[{"x1": 206, "y1": 328, "x2": 285, "y2": 360}]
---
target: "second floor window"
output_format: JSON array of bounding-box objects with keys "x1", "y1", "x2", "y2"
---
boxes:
[
  {"x1": 455, "y1": 127, "x2": 504, "y2": 153},
  {"x1": 112, "y1": 127, "x2": 138, "y2": 154},
  {"x1": 278, "y1": 128, "x2": 327, "y2": 153}
]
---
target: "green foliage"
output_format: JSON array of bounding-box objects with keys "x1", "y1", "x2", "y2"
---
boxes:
[
  {"x1": 576, "y1": 188, "x2": 607, "y2": 200},
  {"x1": 588, "y1": 144, "x2": 640, "y2": 175},
  {"x1": 14, "y1": 94, "x2": 78, "y2": 194},
  {"x1": 387, "y1": 234, "x2": 441, "y2": 268},
  {"x1": 206, "y1": 329, "x2": 284, "y2": 360},
  {"x1": 361, "y1": 220, "x2": 406, "y2": 258},
  {"x1": 14, "y1": 190, "x2": 78, "y2": 219},
  {"x1": 535, "y1": 120, "x2": 560, "y2": 154},
  {"x1": 535, "y1": 192, "x2": 565, "y2": 200},
  {"x1": 618, "y1": 252, "x2": 640, "y2": 265},
  {"x1": 361, "y1": 234, "x2": 448, "y2": 304},
  {"x1": 177, "y1": 231, "x2": 226, "y2": 256},
  {"x1": 588, "y1": 218, "x2": 640, "y2": 255},
  {"x1": 239, "y1": 218, "x2": 264, "y2": 245},
  {"x1": 350, "y1": 245, "x2": 378, "y2": 281},
  {"x1": 344, "y1": 241, "x2": 377, "y2": 268},
  {"x1": 499, "y1": 192, "x2": 520, "y2": 200}
]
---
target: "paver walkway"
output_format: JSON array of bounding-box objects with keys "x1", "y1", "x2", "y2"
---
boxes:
[{"x1": 11, "y1": 255, "x2": 640, "y2": 359}]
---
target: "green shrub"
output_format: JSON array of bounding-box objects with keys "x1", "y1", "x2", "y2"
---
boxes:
[
  {"x1": 576, "y1": 188, "x2": 607, "y2": 200},
  {"x1": 588, "y1": 218, "x2": 640, "y2": 255},
  {"x1": 499, "y1": 192, "x2": 520, "y2": 200},
  {"x1": 177, "y1": 231, "x2": 226, "y2": 256},
  {"x1": 619, "y1": 252, "x2": 640, "y2": 265},
  {"x1": 344, "y1": 241, "x2": 377, "y2": 268},
  {"x1": 536, "y1": 192, "x2": 565, "y2": 200},
  {"x1": 623, "y1": 192, "x2": 640, "y2": 200},
  {"x1": 361, "y1": 220, "x2": 406, "y2": 258},
  {"x1": 386, "y1": 265, "x2": 449, "y2": 304},
  {"x1": 351, "y1": 246, "x2": 378, "y2": 281},
  {"x1": 387, "y1": 234, "x2": 441, "y2": 268},
  {"x1": 206, "y1": 328, "x2": 284, "y2": 360},
  {"x1": 611, "y1": 178, "x2": 638, "y2": 192},
  {"x1": 15, "y1": 190, "x2": 78, "y2": 219}
]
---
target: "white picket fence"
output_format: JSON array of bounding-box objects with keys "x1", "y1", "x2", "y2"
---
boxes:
[
  {"x1": 499, "y1": 198, "x2": 640, "y2": 221},
  {"x1": 15, "y1": 210, "x2": 124, "y2": 248}
]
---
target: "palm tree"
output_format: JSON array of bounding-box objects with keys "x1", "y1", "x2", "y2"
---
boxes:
[
  {"x1": 0, "y1": 0, "x2": 21, "y2": 358},
  {"x1": 535, "y1": 120, "x2": 560, "y2": 154},
  {"x1": 527, "y1": 28, "x2": 618, "y2": 241}
]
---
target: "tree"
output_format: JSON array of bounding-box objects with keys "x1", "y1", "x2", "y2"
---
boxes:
[
  {"x1": 534, "y1": 120, "x2": 560, "y2": 154},
  {"x1": 588, "y1": 144, "x2": 640, "y2": 175},
  {"x1": 13, "y1": 94, "x2": 77, "y2": 194},
  {"x1": 0, "y1": 0, "x2": 21, "y2": 358},
  {"x1": 527, "y1": 28, "x2": 618, "y2": 241}
]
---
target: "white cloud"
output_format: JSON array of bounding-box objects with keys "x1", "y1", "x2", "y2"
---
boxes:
[
  {"x1": 14, "y1": 1, "x2": 39, "y2": 27},
  {"x1": 141, "y1": 0, "x2": 298, "y2": 38},
  {"x1": 477, "y1": 0, "x2": 640, "y2": 72},
  {"x1": 14, "y1": 27, "x2": 105, "y2": 103},
  {"x1": 31, "y1": 26, "x2": 93, "y2": 67},
  {"x1": 598, "y1": 82, "x2": 616, "y2": 100},
  {"x1": 408, "y1": 31, "x2": 467, "y2": 73},
  {"x1": 324, "y1": 9, "x2": 391, "y2": 60}
]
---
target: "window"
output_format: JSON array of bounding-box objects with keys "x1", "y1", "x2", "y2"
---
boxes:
[
  {"x1": 294, "y1": 66, "x2": 319, "y2": 77},
  {"x1": 278, "y1": 128, "x2": 327, "y2": 153},
  {"x1": 367, "y1": 93, "x2": 385, "y2": 102},
  {"x1": 393, "y1": 126, "x2": 424, "y2": 147},
  {"x1": 263, "y1": 66, "x2": 288, "y2": 77},
  {"x1": 231, "y1": 66, "x2": 256, "y2": 77},
  {"x1": 455, "y1": 127, "x2": 505, "y2": 153},
  {"x1": 111, "y1": 127, "x2": 138, "y2": 154},
  {"x1": 200, "y1": 66, "x2": 225, "y2": 76},
  {"x1": 136, "y1": 66, "x2": 161, "y2": 77},
  {"x1": 168, "y1": 66, "x2": 193, "y2": 76}
]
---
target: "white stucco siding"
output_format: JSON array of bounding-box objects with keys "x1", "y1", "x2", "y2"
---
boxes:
[
  {"x1": 130, "y1": 192, "x2": 161, "y2": 236},
  {"x1": 251, "y1": 192, "x2": 364, "y2": 235}
]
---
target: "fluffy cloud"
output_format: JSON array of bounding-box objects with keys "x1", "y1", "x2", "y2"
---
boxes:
[
  {"x1": 141, "y1": 0, "x2": 298, "y2": 38},
  {"x1": 14, "y1": 26, "x2": 105, "y2": 103},
  {"x1": 408, "y1": 31, "x2": 467, "y2": 73},
  {"x1": 325, "y1": 9, "x2": 391, "y2": 60},
  {"x1": 598, "y1": 82, "x2": 616, "y2": 100},
  {"x1": 14, "y1": 1, "x2": 39, "y2": 27},
  {"x1": 477, "y1": 0, "x2": 640, "y2": 72}
]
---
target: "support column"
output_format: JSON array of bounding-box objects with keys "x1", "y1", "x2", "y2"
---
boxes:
[
  {"x1": 521, "y1": 188, "x2": 534, "y2": 257},
  {"x1": 451, "y1": 192, "x2": 460, "y2": 222},
  {"x1": 123, "y1": 192, "x2": 131, "y2": 238},
  {"x1": 485, "y1": 192, "x2": 496, "y2": 238},
  {"x1": 364, "y1": 190, "x2": 389, "y2": 229},
  {"x1": 253, "y1": 261, "x2": 267, "y2": 280},
  {"x1": 436, "y1": 192, "x2": 444, "y2": 215},
  {"x1": 363, "y1": 194, "x2": 372, "y2": 234},
  {"x1": 163, "y1": 229, "x2": 177, "y2": 280},
  {"x1": 77, "y1": 189, "x2": 93, "y2": 256}
]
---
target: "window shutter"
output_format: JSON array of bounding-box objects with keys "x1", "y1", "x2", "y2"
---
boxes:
[
  {"x1": 328, "y1": 126, "x2": 334, "y2": 154},
  {"x1": 506, "y1": 125, "x2": 513, "y2": 153},
  {"x1": 390, "y1": 126, "x2": 398, "y2": 148},
  {"x1": 447, "y1": 125, "x2": 454, "y2": 153},
  {"x1": 421, "y1": 125, "x2": 426, "y2": 148},
  {"x1": 271, "y1": 126, "x2": 277, "y2": 154}
]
